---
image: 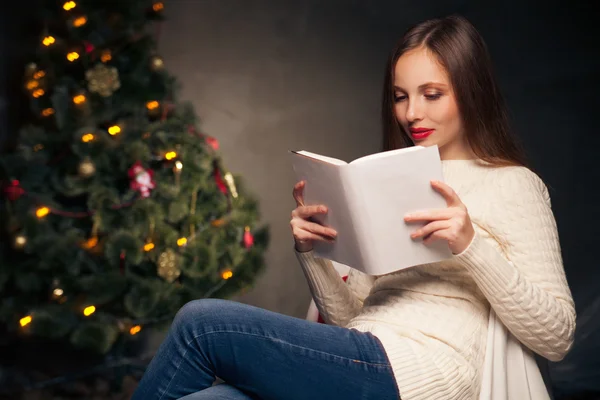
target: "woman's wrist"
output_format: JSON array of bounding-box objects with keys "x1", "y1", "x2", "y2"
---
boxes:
[{"x1": 294, "y1": 240, "x2": 313, "y2": 253}]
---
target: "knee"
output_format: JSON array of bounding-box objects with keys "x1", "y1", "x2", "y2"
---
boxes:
[{"x1": 172, "y1": 298, "x2": 231, "y2": 331}]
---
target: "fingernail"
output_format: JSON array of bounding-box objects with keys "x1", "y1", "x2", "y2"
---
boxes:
[{"x1": 320, "y1": 206, "x2": 327, "y2": 212}]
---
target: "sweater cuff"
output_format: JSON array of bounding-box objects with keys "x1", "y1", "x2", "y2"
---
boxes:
[{"x1": 453, "y1": 231, "x2": 519, "y2": 293}]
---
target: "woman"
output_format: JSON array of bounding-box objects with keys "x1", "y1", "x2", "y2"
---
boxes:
[{"x1": 132, "y1": 15, "x2": 575, "y2": 400}]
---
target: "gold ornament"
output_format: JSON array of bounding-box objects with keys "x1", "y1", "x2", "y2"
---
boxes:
[
  {"x1": 78, "y1": 158, "x2": 96, "y2": 178},
  {"x1": 157, "y1": 249, "x2": 181, "y2": 282},
  {"x1": 149, "y1": 55, "x2": 164, "y2": 71},
  {"x1": 12, "y1": 234, "x2": 27, "y2": 250},
  {"x1": 86, "y1": 63, "x2": 121, "y2": 97}
]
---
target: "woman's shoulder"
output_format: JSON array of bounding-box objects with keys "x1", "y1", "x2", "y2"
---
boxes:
[{"x1": 485, "y1": 164, "x2": 551, "y2": 207}]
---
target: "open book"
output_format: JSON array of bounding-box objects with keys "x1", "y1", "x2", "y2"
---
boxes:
[{"x1": 289, "y1": 145, "x2": 452, "y2": 275}]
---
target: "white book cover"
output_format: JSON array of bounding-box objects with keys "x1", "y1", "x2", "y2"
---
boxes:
[{"x1": 289, "y1": 145, "x2": 452, "y2": 276}]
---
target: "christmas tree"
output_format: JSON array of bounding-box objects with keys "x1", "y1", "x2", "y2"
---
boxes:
[{"x1": 0, "y1": 0, "x2": 268, "y2": 394}]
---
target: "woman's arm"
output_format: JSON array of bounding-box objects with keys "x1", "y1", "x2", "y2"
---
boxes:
[
  {"x1": 296, "y1": 249, "x2": 376, "y2": 327},
  {"x1": 454, "y1": 168, "x2": 576, "y2": 361}
]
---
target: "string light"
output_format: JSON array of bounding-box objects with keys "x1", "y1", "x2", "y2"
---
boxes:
[
  {"x1": 100, "y1": 50, "x2": 112, "y2": 63},
  {"x1": 26, "y1": 80, "x2": 39, "y2": 90},
  {"x1": 81, "y1": 133, "x2": 94, "y2": 142},
  {"x1": 176, "y1": 237, "x2": 187, "y2": 247},
  {"x1": 36, "y1": 207, "x2": 50, "y2": 218},
  {"x1": 41, "y1": 108, "x2": 55, "y2": 117},
  {"x1": 130, "y1": 325, "x2": 142, "y2": 335},
  {"x1": 165, "y1": 151, "x2": 177, "y2": 160},
  {"x1": 72, "y1": 16, "x2": 87, "y2": 27},
  {"x1": 146, "y1": 100, "x2": 159, "y2": 110},
  {"x1": 143, "y1": 242, "x2": 155, "y2": 251},
  {"x1": 33, "y1": 144, "x2": 44, "y2": 151},
  {"x1": 83, "y1": 305, "x2": 96, "y2": 316},
  {"x1": 53, "y1": 288, "x2": 64, "y2": 297},
  {"x1": 73, "y1": 94, "x2": 86, "y2": 104},
  {"x1": 42, "y1": 36, "x2": 55, "y2": 46},
  {"x1": 222, "y1": 270, "x2": 233, "y2": 280},
  {"x1": 82, "y1": 236, "x2": 98, "y2": 249},
  {"x1": 66, "y1": 52, "x2": 80, "y2": 62},
  {"x1": 20, "y1": 315, "x2": 32, "y2": 327},
  {"x1": 108, "y1": 125, "x2": 121, "y2": 136},
  {"x1": 63, "y1": 1, "x2": 76, "y2": 10},
  {"x1": 153, "y1": 2, "x2": 164, "y2": 12},
  {"x1": 32, "y1": 89, "x2": 45, "y2": 98},
  {"x1": 174, "y1": 161, "x2": 183, "y2": 170},
  {"x1": 33, "y1": 70, "x2": 45, "y2": 79}
]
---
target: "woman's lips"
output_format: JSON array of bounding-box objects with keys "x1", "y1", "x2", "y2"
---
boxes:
[{"x1": 410, "y1": 129, "x2": 434, "y2": 140}]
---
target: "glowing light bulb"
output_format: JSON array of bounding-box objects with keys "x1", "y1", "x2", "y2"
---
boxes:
[
  {"x1": 108, "y1": 125, "x2": 121, "y2": 136},
  {"x1": 222, "y1": 270, "x2": 233, "y2": 280},
  {"x1": 83, "y1": 305, "x2": 96, "y2": 316},
  {"x1": 63, "y1": 1, "x2": 76, "y2": 11},
  {"x1": 36, "y1": 207, "x2": 50, "y2": 218},
  {"x1": 43, "y1": 36, "x2": 56, "y2": 46}
]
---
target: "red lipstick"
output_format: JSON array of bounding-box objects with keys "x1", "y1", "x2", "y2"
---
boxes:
[{"x1": 410, "y1": 127, "x2": 434, "y2": 140}]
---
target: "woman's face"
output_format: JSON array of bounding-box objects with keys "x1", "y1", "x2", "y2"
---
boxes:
[{"x1": 393, "y1": 47, "x2": 471, "y2": 159}]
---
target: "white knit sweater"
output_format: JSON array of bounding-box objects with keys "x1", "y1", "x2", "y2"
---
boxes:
[{"x1": 295, "y1": 159, "x2": 576, "y2": 400}]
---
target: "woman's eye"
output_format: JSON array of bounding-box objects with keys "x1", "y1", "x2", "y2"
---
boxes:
[
  {"x1": 425, "y1": 93, "x2": 442, "y2": 100},
  {"x1": 394, "y1": 95, "x2": 407, "y2": 102}
]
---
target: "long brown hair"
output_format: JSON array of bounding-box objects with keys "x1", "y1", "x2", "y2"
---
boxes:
[{"x1": 382, "y1": 15, "x2": 528, "y2": 167}]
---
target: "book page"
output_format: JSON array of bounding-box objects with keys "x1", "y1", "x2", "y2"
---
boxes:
[
  {"x1": 349, "y1": 146, "x2": 424, "y2": 165},
  {"x1": 289, "y1": 152, "x2": 364, "y2": 268},
  {"x1": 349, "y1": 145, "x2": 452, "y2": 275},
  {"x1": 291, "y1": 150, "x2": 347, "y2": 166}
]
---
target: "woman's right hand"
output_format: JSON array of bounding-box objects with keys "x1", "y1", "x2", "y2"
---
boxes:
[{"x1": 290, "y1": 180, "x2": 337, "y2": 252}]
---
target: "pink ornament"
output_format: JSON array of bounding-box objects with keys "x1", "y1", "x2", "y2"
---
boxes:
[{"x1": 128, "y1": 161, "x2": 155, "y2": 198}]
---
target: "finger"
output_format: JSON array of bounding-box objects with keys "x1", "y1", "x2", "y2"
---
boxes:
[
  {"x1": 292, "y1": 205, "x2": 329, "y2": 220},
  {"x1": 292, "y1": 181, "x2": 306, "y2": 206},
  {"x1": 423, "y1": 229, "x2": 449, "y2": 245},
  {"x1": 404, "y1": 208, "x2": 454, "y2": 222},
  {"x1": 411, "y1": 220, "x2": 451, "y2": 239},
  {"x1": 292, "y1": 227, "x2": 336, "y2": 243},
  {"x1": 431, "y1": 180, "x2": 461, "y2": 207},
  {"x1": 294, "y1": 218, "x2": 337, "y2": 238}
]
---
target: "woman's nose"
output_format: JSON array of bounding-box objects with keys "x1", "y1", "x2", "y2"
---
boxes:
[{"x1": 406, "y1": 100, "x2": 422, "y2": 122}]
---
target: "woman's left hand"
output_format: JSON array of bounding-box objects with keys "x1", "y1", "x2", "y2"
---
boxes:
[{"x1": 404, "y1": 180, "x2": 475, "y2": 255}]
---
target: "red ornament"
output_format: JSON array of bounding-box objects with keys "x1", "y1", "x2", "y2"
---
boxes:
[
  {"x1": 243, "y1": 227, "x2": 254, "y2": 249},
  {"x1": 128, "y1": 161, "x2": 155, "y2": 198},
  {"x1": 213, "y1": 166, "x2": 228, "y2": 195},
  {"x1": 205, "y1": 136, "x2": 219, "y2": 151},
  {"x1": 3, "y1": 180, "x2": 25, "y2": 201},
  {"x1": 317, "y1": 275, "x2": 348, "y2": 323},
  {"x1": 84, "y1": 41, "x2": 95, "y2": 53}
]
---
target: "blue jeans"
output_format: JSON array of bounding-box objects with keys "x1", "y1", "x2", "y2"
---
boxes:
[{"x1": 132, "y1": 299, "x2": 400, "y2": 400}]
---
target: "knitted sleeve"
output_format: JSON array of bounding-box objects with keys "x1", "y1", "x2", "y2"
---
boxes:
[
  {"x1": 454, "y1": 167, "x2": 576, "y2": 361},
  {"x1": 295, "y1": 249, "x2": 376, "y2": 326}
]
